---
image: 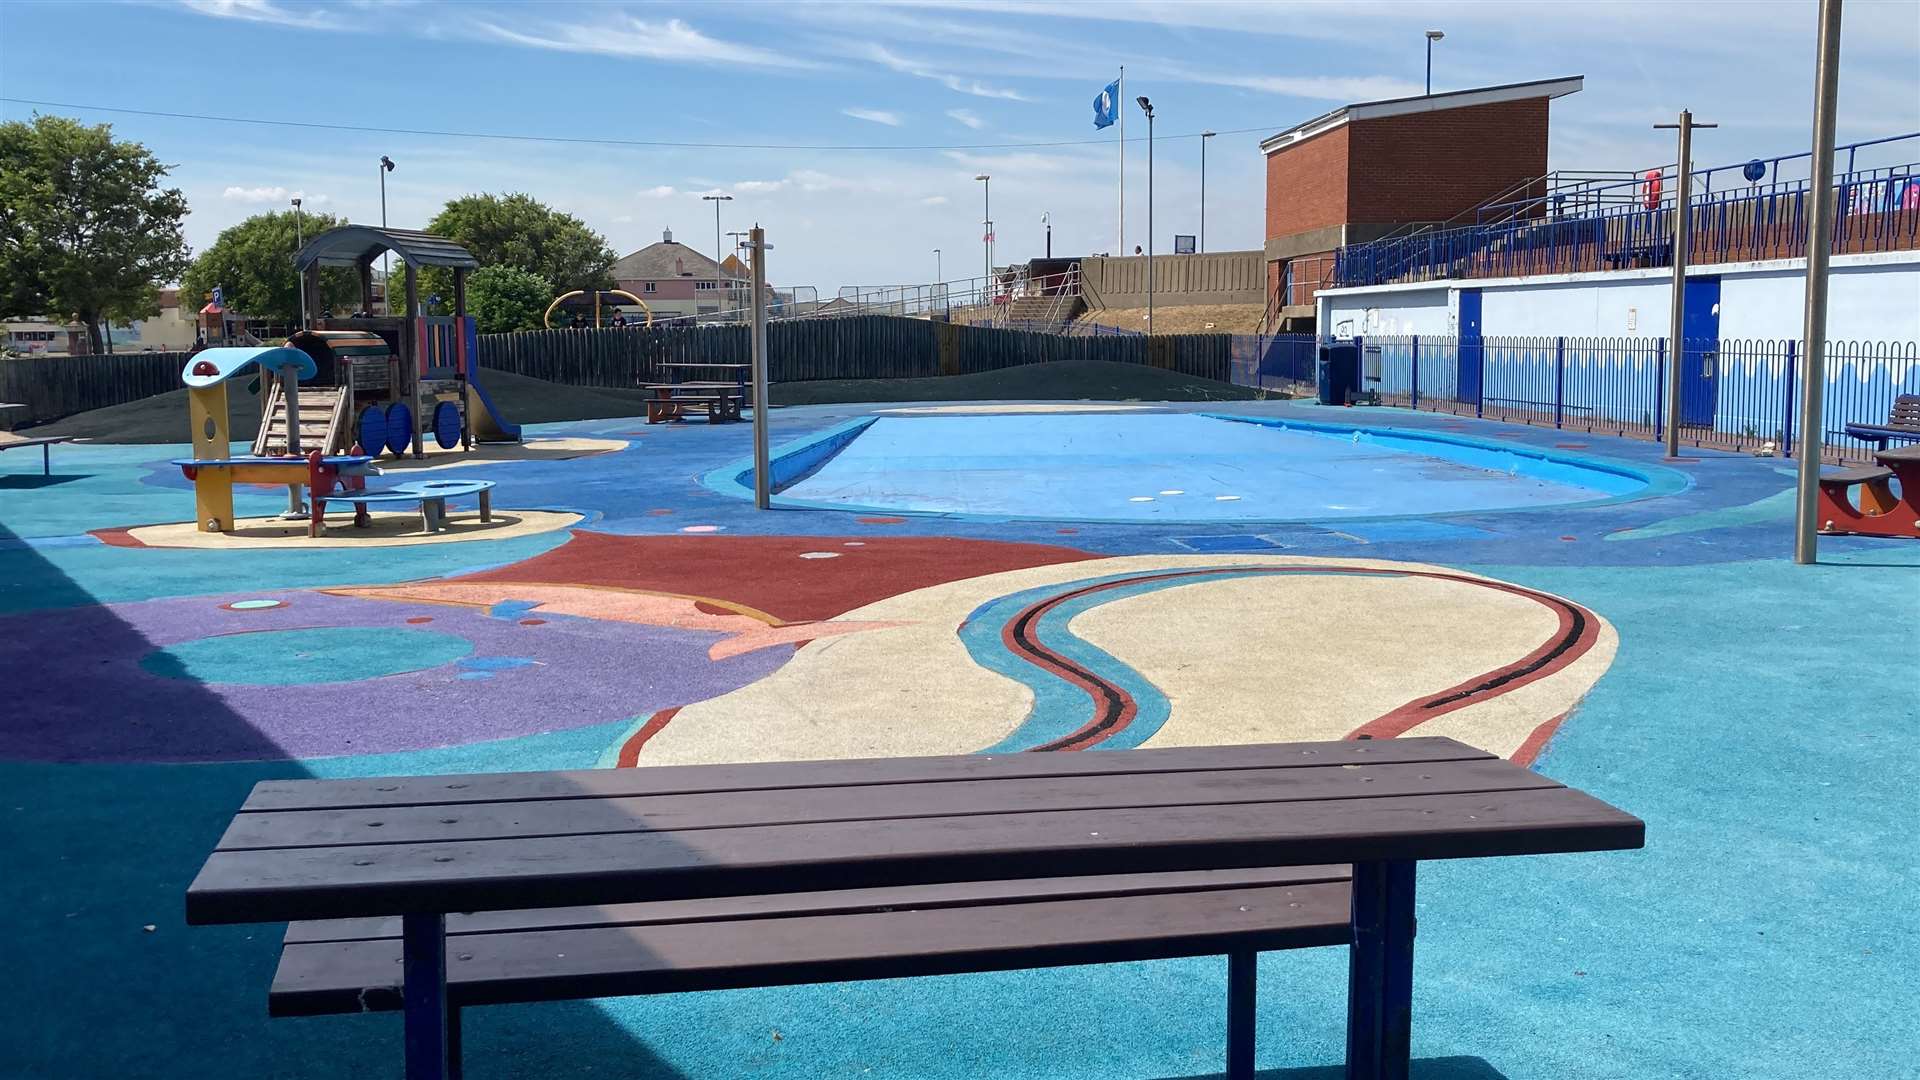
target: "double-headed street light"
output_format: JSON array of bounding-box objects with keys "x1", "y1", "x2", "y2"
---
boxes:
[
  {"x1": 702, "y1": 193, "x2": 734, "y2": 285},
  {"x1": 975, "y1": 174, "x2": 991, "y2": 302}
]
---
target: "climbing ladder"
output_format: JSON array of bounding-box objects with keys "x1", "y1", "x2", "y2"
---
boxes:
[{"x1": 253, "y1": 381, "x2": 350, "y2": 456}]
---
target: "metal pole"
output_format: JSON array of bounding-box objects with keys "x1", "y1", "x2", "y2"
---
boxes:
[
  {"x1": 293, "y1": 199, "x2": 305, "y2": 328},
  {"x1": 1655, "y1": 110, "x2": 1714, "y2": 456},
  {"x1": 379, "y1": 164, "x2": 388, "y2": 315},
  {"x1": 750, "y1": 226, "x2": 771, "y2": 510},
  {"x1": 1200, "y1": 131, "x2": 1215, "y2": 253},
  {"x1": 1146, "y1": 108, "x2": 1155, "y2": 333},
  {"x1": 1117, "y1": 65, "x2": 1125, "y2": 255},
  {"x1": 1426, "y1": 39, "x2": 1432, "y2": 96},
  {"x1": 1795, "y1": 0, "x2": 1844, "y2": 564}
]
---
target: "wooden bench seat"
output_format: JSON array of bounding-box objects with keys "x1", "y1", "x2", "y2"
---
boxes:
[
  {"x1": 313, "y1": 479, "x2": 495, "y2": 535},
  {"x1": 1843, "y1": 393, "x2": 1920, "y2": 449},
  {"x1": 0, "y1": 433, "x2": 69, "y2": 476},
  {"x1": 274, "y1": 865, "x2": 1351, "y2": 1014}
]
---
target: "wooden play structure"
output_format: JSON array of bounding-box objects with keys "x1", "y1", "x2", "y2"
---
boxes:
[{"x1": 274, "y1": 226, "x2": 521, "y2": 459}]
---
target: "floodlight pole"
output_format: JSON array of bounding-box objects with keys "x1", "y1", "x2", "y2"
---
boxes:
[
  {"x1": 1138, "y1": 96, "x2": 1155, "y2": 333},
  {"x1": 378, "y1": 156, "x2": 395, "y2": 313},
  {"x1": 1655, "y1": 110, "x2": 1714, "y2": 457},
  {"x1": 1795, "y1": 0, "x2": 1844, "y2": 564},
  {"x1": 292, "y1": 197, "x2": 306, "y2": 328},
  {"x1": 1200, "y1": 131, "x2": 1215, "y2": 253},
  {"x1": 750, "y1": 226, "x2": 771, "y2": 510}
]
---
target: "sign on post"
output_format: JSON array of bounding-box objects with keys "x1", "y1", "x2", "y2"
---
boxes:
[{"x1": 1173, "y1": 234, "x2": 1196, "y2": 254}]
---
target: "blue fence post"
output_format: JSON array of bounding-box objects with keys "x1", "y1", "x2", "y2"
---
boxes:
[
  {"x1": 1410, "y1": 336, "x2": 1420, "y2": 410},
  {"x1": 1782, "y1": 340, "x2": 1797, "y2": 458},
  {"x1": 1554, "y1": 336, "x2": 1566, "y2": 429},
  {"x1": 1654, "y1": 339, "x2": 1665, "y2": 441}
]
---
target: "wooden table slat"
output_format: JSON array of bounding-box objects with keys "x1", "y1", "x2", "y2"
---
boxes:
[
  {"x1": 237, "y1": 738, "x2": 1494, "y2": 813},
  {"x1": 189, "y1": 785, "x2": 1642, "y2": 924},
  {"x1": 283, "y1": 865, "x2": 1355, "y2": 944},
  {"x1": 221, "y1": 758, "x2": 1559, "y2": 852}
]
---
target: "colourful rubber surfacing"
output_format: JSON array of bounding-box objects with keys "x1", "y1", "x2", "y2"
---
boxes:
[
  {"x1": 775, "y1": 413, "x2": 1650, "y2": 521},
  {"x1": 0, "y1": 398, "x2": 1913, "y2": 1080}
]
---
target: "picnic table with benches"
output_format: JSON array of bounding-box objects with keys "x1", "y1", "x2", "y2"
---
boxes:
[
  {"x1": 1817, "y1": 442, "x2": 1920, "y2": 538},
  {"x1": 186, "y1": 736, "x2": 1643, "y2": 1080},
  {"x1": 0, "y1": 431, "x2": 69, "y2": 476},
  {"x1": 644, "y1": 362, "x2": 753, "y2": 424},
  {"x1": 1843, "y1": 393, "x2": 1920, "y2": 450}
]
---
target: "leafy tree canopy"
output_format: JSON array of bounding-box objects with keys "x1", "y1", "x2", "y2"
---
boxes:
[
  {"x1": 180, "y1": 209, "x2": 358, "y2": 325},
  {"x1": 466, "y1": 265, "x2": 553, "y2": 334},
  {"x1": 0, "y1": 115, "x2": 191, "y2": 352},
  {"x1": 412, "y1": 192, "x2": 615, "y2": 304}
]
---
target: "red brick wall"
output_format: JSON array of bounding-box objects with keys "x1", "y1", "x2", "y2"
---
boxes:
[
  {"x1": 1265, "y1": 126, "x2": 1350, "y2": 241},
  {"x1": 1345, "y1": 99, "x2": 1550, "y2": 224}
]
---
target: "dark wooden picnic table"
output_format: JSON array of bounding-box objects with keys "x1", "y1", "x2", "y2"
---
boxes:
[{"x1": 187, "y1": 737, "x2": 1642, "y2": 1080}]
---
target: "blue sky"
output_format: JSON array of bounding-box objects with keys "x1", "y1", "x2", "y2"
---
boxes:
[{"x1": 2, "y1": 0, "x2": 1917, "y2": 294}]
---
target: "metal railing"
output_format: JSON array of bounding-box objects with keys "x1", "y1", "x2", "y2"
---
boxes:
[
  {"x1": 1335, "y1": 132, "x2": 1920, "y2": 288},
  {"x1": 1345, "y1": 333, "x2": 1917, "y2": 464}
]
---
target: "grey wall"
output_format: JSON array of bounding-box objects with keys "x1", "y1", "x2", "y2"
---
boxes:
[{"x1": 1080, "y1": 250, "x2": 1264, "y2": 309}]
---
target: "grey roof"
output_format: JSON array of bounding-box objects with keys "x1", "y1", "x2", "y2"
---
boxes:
[
  {"x1": 610, "y1": 241, "x2": 725, "y2": 281},
  {"x1": 294, "y1": 226, "x2": 480, "y2": 272}
]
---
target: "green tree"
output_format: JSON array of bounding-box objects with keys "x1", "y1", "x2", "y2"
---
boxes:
[
  {"x1": 415, "y1": 192, "x2": 615, "y2": 303},
  {"x1": 0, "y1": 115, "x2": 191, "y2": 352},
  {"x1": 180, "y1": 210, "x2": 359, "y2": 325},
  {"x1": 466, "y1": 265, "x2": 552, "y2": 334}
]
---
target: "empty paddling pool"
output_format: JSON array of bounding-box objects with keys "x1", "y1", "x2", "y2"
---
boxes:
[{"x1": 718, "y1": 412, "x2": 1662, "y2": 523}]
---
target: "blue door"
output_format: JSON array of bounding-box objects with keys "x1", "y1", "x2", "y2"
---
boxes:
[
  {"x1": 1680, "y1": 276, "x2": 1721, "y2": 428},
  {"x1": 1456, "y1": 288, "x2": 1484, "y2": 410}
]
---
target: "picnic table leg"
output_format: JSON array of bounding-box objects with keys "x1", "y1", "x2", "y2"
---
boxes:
[
  {"x1": 1346, "y1": 860, "x2": 1416, "y2": 1080},
  {"x1": 42, "y1": 442, "x2": 51, "y2": 476},
  {"x1": 447, "y1": 1006, "x2": 464, "y2": 1080},
  {"x1": 478, "y1": 488, "x2": 492, "y2": 522},
  {"x1": 1226, "y1": 949, "x2": 1258, "y2": 1079},
  {"x1": 402, "y1": 912, "x2": 450, "y2": 1080}
]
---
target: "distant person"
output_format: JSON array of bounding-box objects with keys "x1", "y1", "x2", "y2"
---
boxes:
[
  {"x1": 1134, "y1": 245, "x2": 1143, "y2": 256},
  {"x1": 189, "y1": 331, "x2": 207, "y2": 355},
  {"x1": 611, "y1": 312, "x2": 628, "y2": 328}
]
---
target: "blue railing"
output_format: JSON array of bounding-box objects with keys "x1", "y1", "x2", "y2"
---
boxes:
[
  {"x1": 1335, "y1": 133, "x2": 1920, "y2": 288},
  {"x1": 1345, "y1": 334, "x2": 1917, "y2": 464}
]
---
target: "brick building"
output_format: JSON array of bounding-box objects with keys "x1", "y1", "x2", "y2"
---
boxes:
[
  {"x1": 609, "y1": 228, "x2": 748, "y2": 323},
  {"x1": 1262, "y1": 75, "x2": 1583, "y2": 327}
]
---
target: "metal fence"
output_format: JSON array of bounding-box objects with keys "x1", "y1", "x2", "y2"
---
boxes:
[
  {"x1": 1350, "y1": 334, "x2": 1917, "y2": 464},
  {"x1": 477, "y1": 315, "x2": 1235, "y2": 387}
]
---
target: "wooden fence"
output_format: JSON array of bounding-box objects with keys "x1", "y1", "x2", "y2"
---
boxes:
[
  {"x1": 477, "y1": 315, "x2": 1234, "y2": 387},
  {"x1": 1, "y1": 351, "x2": 189, "y2": 422}
]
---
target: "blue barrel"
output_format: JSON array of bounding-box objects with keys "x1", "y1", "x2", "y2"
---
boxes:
[
  {"x1": 432, "y1": 400, "x2": 462, "y2": 449},
  {"x1": 383, "y1": 402, "x2": 414, "y2": 455},
  {"x1": 355, "y1": 405, "x2": 388, "y2": 456}
]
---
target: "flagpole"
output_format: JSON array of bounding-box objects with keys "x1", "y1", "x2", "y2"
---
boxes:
[{"x1": 1117, "y1": 66, "x2": 1126, "y2": 254}]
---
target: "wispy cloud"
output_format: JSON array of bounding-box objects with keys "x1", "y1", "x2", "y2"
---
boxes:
[
  {"x1": 1192, "y1": 72, "x2": 1426, "y2": 102},
  {"x1": 921, "y1": 195, "x2": 950, "y2": 206},
  {"x1": 222, "y1": 185, "x2": 328, "y2": 204},
  {"x1": 946, "y1": 108, "x2": 985, "y2": 130},
  {"x1": 867, "y1": 45, "x2": 1030, "y2": 101},
  {"x1": 475, "y1": 17, "x2": 824, "y2": 69},
  {"x1": 843, "y1": 107, "x2": 904, "y2": 127},
  {"x1": 733, "y1": 179, "x2": 789, "y2": 193},
  {"x1": 180, "y1": 0, "x2": 338, "y2": 29},
  {"x1": 636, "y1": 185, "x2": 679, "y2": 198}
]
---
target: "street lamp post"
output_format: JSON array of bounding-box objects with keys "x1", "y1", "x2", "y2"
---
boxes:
[
  {"x1": 378, "y1": 155, "x2": 395, "y2": 313},
  {"x1": 1137, "y1": 96, "x2": 1155, "y2": 332},
  {"x1": 1654, "y1": 109, "x2": 1717, "y2": 457},
  {"x1": 1425, "y1": 30, "x2": 1445, "y2": 96},
  {"x1": 975, "y1": 174, "x2": 991, "y2": 304},
  {"x1": 291, "y1": 197, "x2": 305, "y2": 328},
  {"x1": 1200, "y1": 131, "x2": 1215, "y2": 253},
  {"x1": 1794, "y1": 0, "x2": 1844, "y2": 564},
  {"x1": 1042, "y1": 212, "x2": 1051, "y2": 259},
  {"x1": 703, "y1": 193, "x2": 734, "y2": 322}
]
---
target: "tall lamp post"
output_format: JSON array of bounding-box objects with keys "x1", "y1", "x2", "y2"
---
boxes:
[
  {"x1": 1200, "y1": 130, "x2": 1215, "y2": 253},
  {"x1": 703, "y1": 193, "x2": 734, "y2": 321},
  {"x1": 291, "y1": 197, "x2": 305, "y2": 328},
  {"x1": 378, "y1": 155, "x2": 395, "y2": 313},
  {"x1": 975, "y1": 174, "x2": 991, "y2": 304},
  {"x1": 1137, "y1": 96, "x2": 1155, "y2": 332},
  {"x1": 1042, "y1": 212, "x2": 1052, "y2": 259},
  {"x1": 1425, "y1": 30, "x2": 1445, "y2": 95}
]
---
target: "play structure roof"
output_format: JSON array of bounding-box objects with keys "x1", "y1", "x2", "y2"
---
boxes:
[{"x1": 294, "y1": 226, "x2": 481, "y2": 272}]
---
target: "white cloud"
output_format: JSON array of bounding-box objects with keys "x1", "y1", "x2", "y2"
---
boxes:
[
  {"x1": 922, "y1": 195, "x2": 950, "y2": 206},
  {"x1": 221, "y1": 185, "x2": 329, "y2": 204},
  {"x1": 843, "y1": 107, "x2": 905, "y2": 127},
  {"x1": 637, "y1": 185, "x2": 679, "y2": 198},
  {"x1": 180, "y1": 0, "x2": 338, "y2": 30},
  {"x1": 1196, "y1": 73, "x2": 1426, "y2": 102},
  {"x1": 474, "y1": 17, "x2": 824, "y2": 69},
  {"x1": 866, "y1": 44, "x2": 1030, "y2": 101},
  {"x1": 946, "y1": 108, "x2": 985, "y2": 130},
  {"x1": 733, "y1": 179, "x2": 789, "y2": 193}
]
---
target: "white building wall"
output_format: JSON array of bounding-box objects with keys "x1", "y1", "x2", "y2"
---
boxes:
[{"x1": 1317, "y1": 251, "x2": 1920, "y2": 342}]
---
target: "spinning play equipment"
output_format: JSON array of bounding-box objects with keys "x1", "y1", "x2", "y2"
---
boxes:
[
  {"x1": 285, "y1": 226, "x2": 522, "y2": 458},
  {"x1": 174, "y1": 346, "x2": 376, "y2": 534}
]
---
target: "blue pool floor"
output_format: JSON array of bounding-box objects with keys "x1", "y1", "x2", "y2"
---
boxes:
[{"x1": 779, "y1": 413, "x2": 1635, "y2": 522}]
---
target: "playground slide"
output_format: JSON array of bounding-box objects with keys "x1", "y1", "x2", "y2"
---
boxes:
[{"x1": 465, "y1": 367, "x2": 522, "y2": 443}]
